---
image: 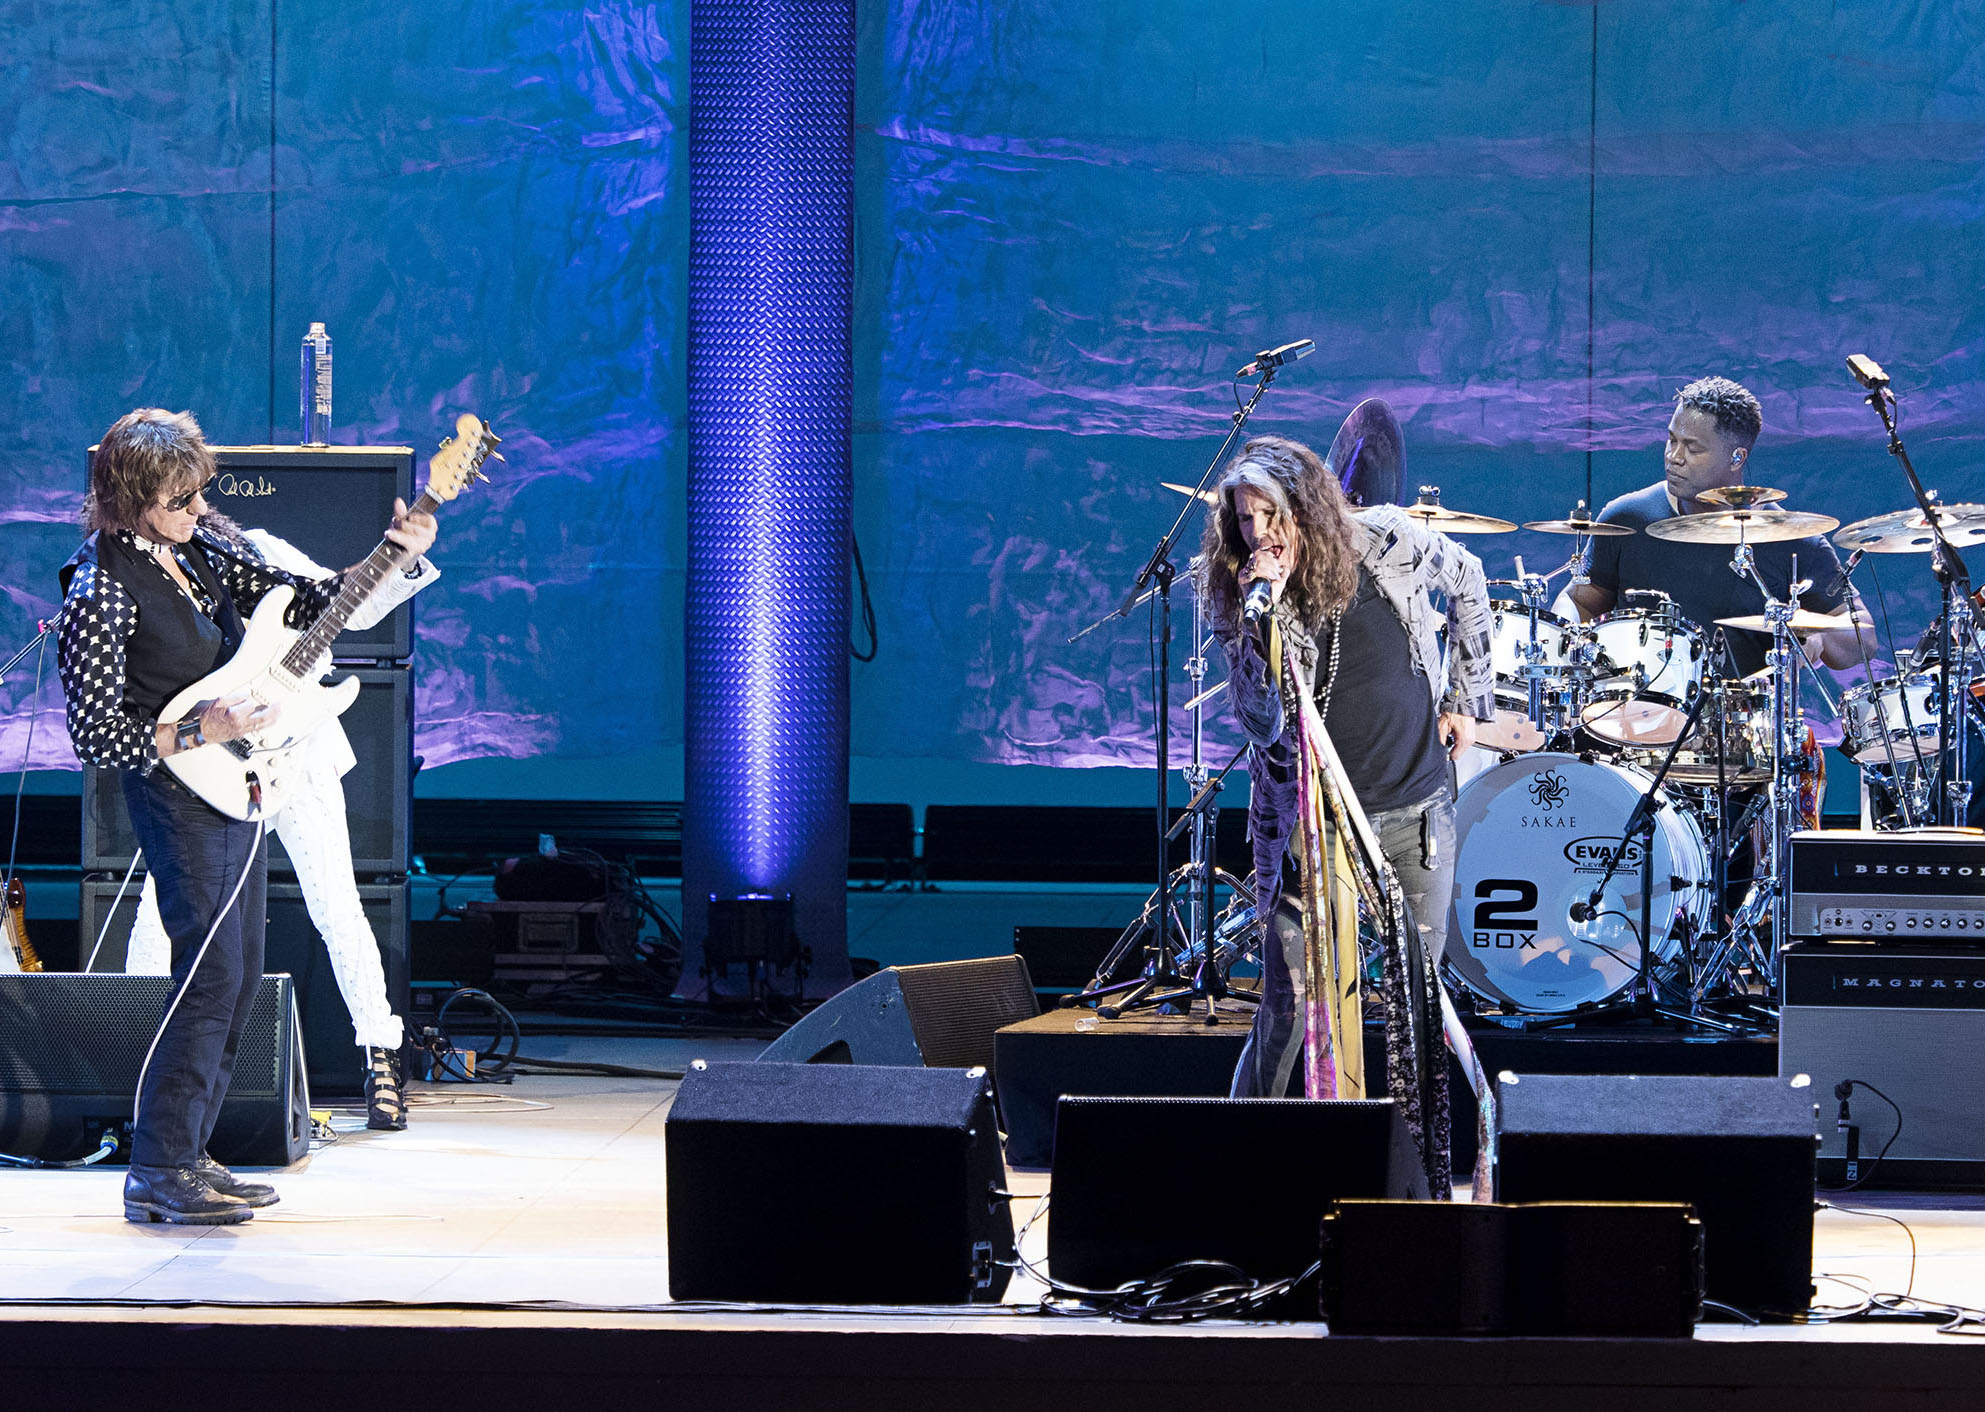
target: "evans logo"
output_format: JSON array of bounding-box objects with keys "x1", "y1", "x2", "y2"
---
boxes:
[{"x1": 1565, "y1": 835, "x2": 1646, "y2": 870}]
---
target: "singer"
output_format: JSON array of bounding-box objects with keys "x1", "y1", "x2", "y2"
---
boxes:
[{"x1": 1201, "y1": 435, "x2": 1493, "y2": 1099}]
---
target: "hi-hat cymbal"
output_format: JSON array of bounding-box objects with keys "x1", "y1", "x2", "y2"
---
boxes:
[
  {"x1": 1834, "y1": 504, "x2": 1985, "y2": 554},
  {"x1": 1716, "y1": 609, "x2": 1872, "y2": 635},
  {"x1": 1161, "y1": 481, "x2": 1220, "y2": 507},
  {"x1": 1698, "y1": 484, "x2": 1787, "y2": 511},
  {"x1": 1404, "y1": 487, "x2": 1517, "y2": 534},
  {"x1": 1644, "y1": 507, "x2": 1840, "y2": 544},
  {"x1": 1523, "y1": 504, "x2": 1635, "y2": 536}
]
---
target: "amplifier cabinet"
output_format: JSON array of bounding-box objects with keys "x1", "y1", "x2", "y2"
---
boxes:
[
  {"x1": 1780, "y1": 942, "x2": 1985, "y2": 1187},
  {"x1": 1789, "y1": 829, "x2": 1985, "y2": 939},
  {"x1": 83, "y1": 665, "x2": 412, "y2": 878}
]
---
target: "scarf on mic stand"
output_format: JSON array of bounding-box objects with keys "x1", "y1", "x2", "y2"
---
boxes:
[{"x1": 1279, "y1": 629, "x2": 1492, "y2": 1197}]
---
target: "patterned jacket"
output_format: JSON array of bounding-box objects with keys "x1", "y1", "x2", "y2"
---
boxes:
[{"x1": 1220, "y1": 504, "x2": 1495, "y2": 905}]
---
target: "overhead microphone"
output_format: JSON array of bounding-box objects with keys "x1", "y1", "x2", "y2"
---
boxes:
[
  {"x1": 1235, "y1": 338, "x2": 1316, "y2": 379},
  {"x1": 1846, "y1": 353, "x2": 1890, "y2": 391}
]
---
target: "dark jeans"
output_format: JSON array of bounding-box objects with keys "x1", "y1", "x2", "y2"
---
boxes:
[
  {"x1": 123, "y1": 768, "x2": 269, "y2": 1170},
  {"x1": 1232, "y1": 791, "x2": 1456, "y2": 1100}
]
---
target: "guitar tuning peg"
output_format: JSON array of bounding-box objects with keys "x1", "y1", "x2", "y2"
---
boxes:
[
  {"x1": 474, "y1": 469, "x2": 492, "y2": 483},
  {"x1": 491, "y1": 451, "x2": 506, "y2": 462}
]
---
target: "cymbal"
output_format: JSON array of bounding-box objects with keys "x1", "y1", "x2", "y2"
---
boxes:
[
  {"x1": 1715, "y1": 609, "x2": 1872, "y2": 635},
  {"x1": 1834, "y1": 504, "x2": 1985, "y2": 554},
  {"x1": 1327, "y1": 398, "x2": 1408, "y2": 509},
  {"x1": 1644, "y1": 507, "x2": 1840, "y2": 544},
  {"x1": 1161, "y1": 481, "x2": 1220, "y2": 507},
  {"x1": 1523, "y1": 511, "x2": 1635, "y2": 536},
  {"x1": 1698, "y1": 484, "x2": 1787, "y2": 511},
  {"x1": 1403, "y1": 487, "x2": 1517, "y2": 534}
]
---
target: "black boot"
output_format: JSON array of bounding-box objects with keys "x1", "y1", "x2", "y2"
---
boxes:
[
  {"x1": 366, "y1": 1046, "x2": 408, "y2": 1131},
  {"x1": 195, "y1": 1154, "x2": 279, "y2": 1207},
  {"x1": 124, "y1": 1164, "x2": 253, "y2": 1225}
]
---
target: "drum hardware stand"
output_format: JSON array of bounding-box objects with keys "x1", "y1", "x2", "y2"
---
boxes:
[
  {"x1": 1065, "y1": 349, "x2": 1295, "y2": 1018},
  {"x1": 1838, "y1": 553, "x2": 1927, "y2": 829},
  {"x1": 1852, "y1": 356, "x2": 1974, "y2": 826}
]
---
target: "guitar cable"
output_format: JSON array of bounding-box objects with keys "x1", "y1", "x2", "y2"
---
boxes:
[
  {"x1": 83, "y1": 851, "x2": 145, "y2": 973},
  {"x1": 129, "y1": 815, "x2": 268, "y2": 1143}
]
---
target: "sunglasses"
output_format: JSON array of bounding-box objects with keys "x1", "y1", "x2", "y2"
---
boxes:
[{"x1": 161, "y1": 476, "x2": 215, "y2": 513}]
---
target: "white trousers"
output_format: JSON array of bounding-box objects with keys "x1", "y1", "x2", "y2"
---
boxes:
[{"x1": 127, "y1": 757, "x2": 404, "y2": 1051}]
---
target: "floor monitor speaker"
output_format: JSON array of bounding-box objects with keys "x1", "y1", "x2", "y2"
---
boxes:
[
  {"x1": 756, "y1": 954, "x2": 1039, "y2": 1074},
  {"x1": 0, "y1": 973, "x2": 310, "y2": 1167},
  {"x1": 1494, "y1": 1072, "x2": 1818, "y2": 1314},
  {"x1": 666, "y1": 1061, "x2": 1014, "y2": 1304}
]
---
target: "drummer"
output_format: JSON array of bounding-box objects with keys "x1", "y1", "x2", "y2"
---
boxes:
[{"x1": 1568, "y1": 376, "x2": 1861, "y2": 675}]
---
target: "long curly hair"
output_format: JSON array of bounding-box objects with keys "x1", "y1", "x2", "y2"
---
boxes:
[{"x1": 1198, "y1": 435, "x2": 1361, "y2": 636}]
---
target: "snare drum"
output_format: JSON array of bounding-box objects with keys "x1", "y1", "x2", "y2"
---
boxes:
[
  {"x1": 1479, "y1": 602, "x2": 1580, "y2": 752},
  {"x1": 1841, "y1": 674, "x2": 1942, "y2": 765},
  {"x1": 1580, "y1": 605, "x2": 1706, "y2": 747},
  {"x1": 1446, "y1": 753, "x2": 1709, "y2": 1013}
]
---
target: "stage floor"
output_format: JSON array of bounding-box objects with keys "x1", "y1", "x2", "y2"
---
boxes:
[{"x1": 6, "y1": 1030, "x2": 1985, "y2": 1407}]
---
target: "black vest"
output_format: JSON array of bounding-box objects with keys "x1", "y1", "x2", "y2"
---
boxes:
[{"x1": 61, "y1": 531, "x2": 246, "y2": 720}]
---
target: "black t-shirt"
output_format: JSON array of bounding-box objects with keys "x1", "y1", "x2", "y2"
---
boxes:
[
  {"x1": 1585, "y1": 483, "x2": 1849, "y2": 677},
  {"x1": 1316, "y1": 567, "x2": 1447, "y2": 813}
]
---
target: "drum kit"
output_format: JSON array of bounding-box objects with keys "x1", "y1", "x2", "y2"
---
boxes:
[{"x1": 1408, "y1": 481, "x2": 1985, "y2": 1028}]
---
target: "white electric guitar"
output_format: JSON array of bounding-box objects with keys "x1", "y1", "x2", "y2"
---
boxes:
[{"x1": 159, "y1": 413, "x2": 499, "y2": 821}]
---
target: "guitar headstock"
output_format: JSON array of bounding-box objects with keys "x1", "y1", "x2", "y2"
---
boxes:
[{"x1": 426, "y1": 413, "x2": 502, "y2": 502}]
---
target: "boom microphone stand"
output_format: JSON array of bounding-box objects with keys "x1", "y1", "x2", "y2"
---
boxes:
[
  {"x1": 1065, "y1": 340, "x2": 1310, "y2": 1018},
  {"x1": 1849, "y1": 354, "x2": 1973, "y2": 826}
]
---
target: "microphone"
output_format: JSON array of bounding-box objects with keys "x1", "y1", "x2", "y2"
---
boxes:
[
  {"x1": 1568, "y1": 896, "x2": 1599, "y2": 924},
  {"x1": 1242, "y1": 577, "x2": 1275, "y2": 625},
  {"x1": 1236, "y1": 339, "x2": 1316, "y2": 379},
  {"x1": 1842, "y1": 547, "x2": 1865, "y2": 577},
  {"x1": 1846, "y1": 354, "x2": 1890, "y2": 391}
]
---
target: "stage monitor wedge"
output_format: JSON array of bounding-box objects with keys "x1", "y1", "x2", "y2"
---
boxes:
[
  {"x1": 666, "y1": 1061, "x2": 1014, "y2": 1305},
  {"x1": 1047, "y1": 1095, "x2": 1428, "y2": 1319},
  {"x1": 0, "y1": 974, "x2": 310, "y2": 1168},
  {"x1": 1494, "y1": 1072, "x2": 1818, "y2": 1315},
  {"x1": 756, "y1": 955, "x2": 1040, "y2": 1075}
]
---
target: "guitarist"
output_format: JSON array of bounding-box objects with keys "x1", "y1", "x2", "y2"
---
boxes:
[{"x1": 56, "y1": 408, "x2": 436, "y2": 1225}]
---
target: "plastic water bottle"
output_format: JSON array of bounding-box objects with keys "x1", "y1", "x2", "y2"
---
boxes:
[{"x1": 300, "y1": 322, "x2": 332, "y2": 444}]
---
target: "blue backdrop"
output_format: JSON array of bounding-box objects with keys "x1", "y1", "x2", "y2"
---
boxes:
[{"x1": 1, "y1": 1, "x2": 1979, "y2": 798}]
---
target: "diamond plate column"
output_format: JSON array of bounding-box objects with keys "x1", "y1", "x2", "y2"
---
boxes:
[{"x1": 683, "y1": 0, "x2": 853, "y2": 994}]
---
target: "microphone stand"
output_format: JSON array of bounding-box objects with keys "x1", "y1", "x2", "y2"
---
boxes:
[
  {"x1": 1856, "y1": 367, "x2": 1973, "y2": 826},
  {"x1": 1065, "y1": 357, "x2": 1291, "y2": 1019},
  {"x1": 1565, "y1": 681, "x2": 1718, "y2": 1030}
]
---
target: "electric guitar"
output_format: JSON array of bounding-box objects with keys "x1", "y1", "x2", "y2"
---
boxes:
[
  {"x1": 158, "y1": 413, "x2": 499, "y2": 821},
  {"x1": 1, "y1": 878, "x2": 40, "y2": 972}
]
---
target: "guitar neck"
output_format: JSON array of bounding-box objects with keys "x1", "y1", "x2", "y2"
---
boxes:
[{"x1": 280, "y1": 486, "x2": 442, "y2": 675}]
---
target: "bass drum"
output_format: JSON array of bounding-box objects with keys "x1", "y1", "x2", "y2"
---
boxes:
[{"x1": 1446, "y1": 753, "x2": 1711, "y2": 1014}]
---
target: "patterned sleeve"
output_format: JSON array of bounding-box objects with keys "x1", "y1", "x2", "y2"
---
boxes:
[
  {"x1": 200, "y1": 532, "x2": 342, "y2": 627},
  {"x1": 1219, "y1": 621, "x2": 1285, "y2": 748},
  {"x1": 56, "y1": 563, "x2": 159, "y2": 773},
  {"x1": 1409, "y1": 521, "x2": 1496, "y2": 721}
]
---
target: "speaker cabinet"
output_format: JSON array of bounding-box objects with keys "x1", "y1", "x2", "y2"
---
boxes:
[
  {"x1": 1319, "y1": 1199, "x2": 1703, "y2": 1336},
  {"x1": 1494, "y1": 1072, "x2": 1818, "y2": 1314},
  {"x1": 0, "y1": 973, "x2": 309, "y2": 1167},
  {"x1": 1781, "y1": 942, "x2": 1985, "y2": 1186},
  {"x1": 756, "y1": 955, "x2": 1040, "y2": 1073},
  {"x1": 83, "y1": 665, "x2": 412, "y2": 877},
  {"x1": 1047, "y1": 1096, "x2": 1429, "y2": 1319},
  {"x1": 80, "y1": 878, "x2": 410, "y2": 1098},
  {"x1": 666, "y1": 1062, "x2": 1015, "y2": 1304}
]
